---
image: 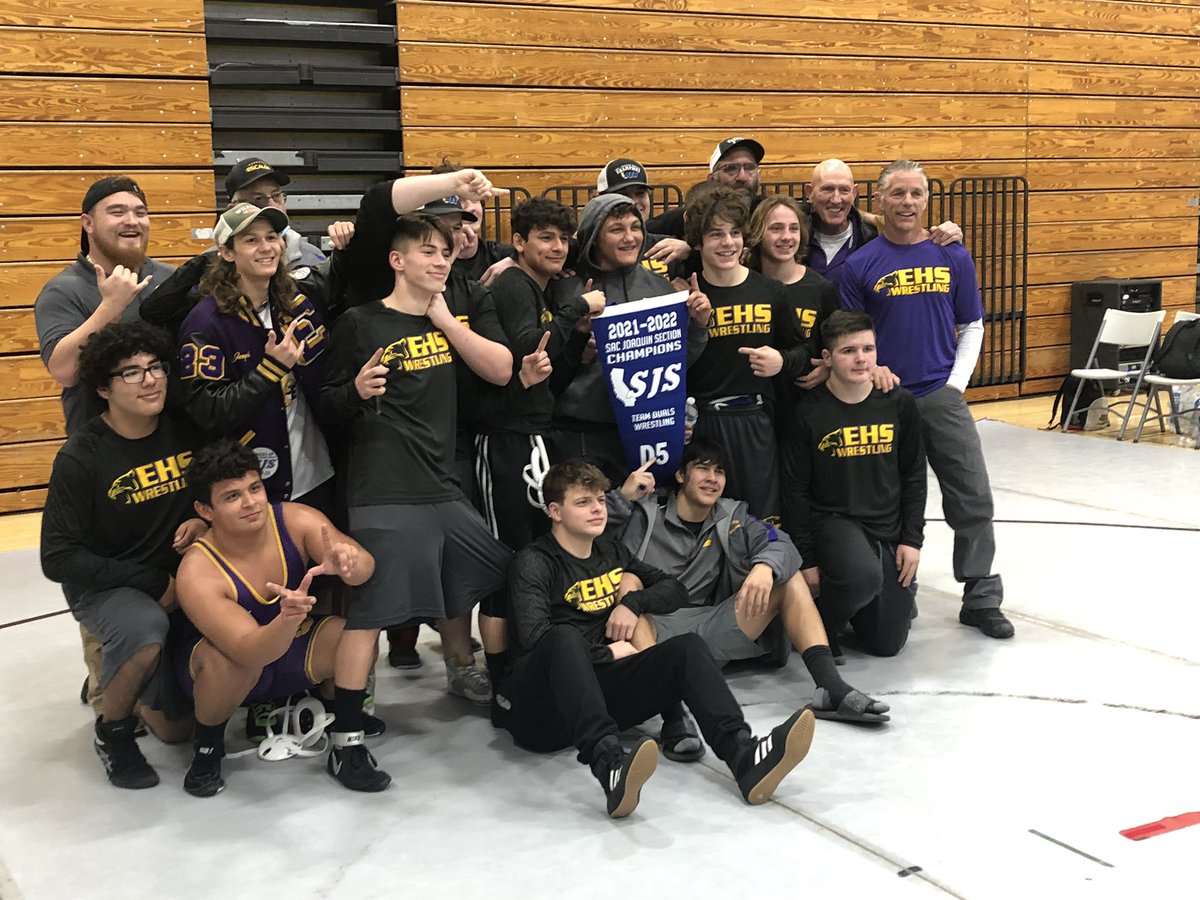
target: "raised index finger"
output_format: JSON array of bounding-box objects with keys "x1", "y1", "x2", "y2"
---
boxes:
[
  {"x1": 366, "y1": 347, "x2": 385, "y2": 367},
  {"x1": 635, "y1": 457, "x2": 655, "y2": 474},
  {"x1": 297, "y1": 564, "x2": 324, "y2": 595},
  {"x1": 535, "y1": 330, "x2": 551, "y2": 354}
]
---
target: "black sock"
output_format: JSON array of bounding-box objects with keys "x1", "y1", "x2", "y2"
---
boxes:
[
  {"x1": 333, "y1": 687, "x2": 366, "y2": 734},
  {"x1": 484, "y1": 651, "x2": 510, "y2": 687},
  {"x1": 801, "y1": 645, "x2": 852, "y2": 707},
  {"x1": 661, "y1": 700, "x2": 686, "y2": 725},
  {"x1": 194, "y1": 719, "x2": 227, "y2": 755},
  {"x1": 589, "y1": 734, "x2": 623, "y2": 780}
]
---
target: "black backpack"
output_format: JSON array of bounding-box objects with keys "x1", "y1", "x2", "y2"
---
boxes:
[
  {"x1": 1151, "y1": 317, "x2": 1200, "y2": 379},
  {"x1": 1046, "y1": 375, "x2": 1105, "y2": 430}
]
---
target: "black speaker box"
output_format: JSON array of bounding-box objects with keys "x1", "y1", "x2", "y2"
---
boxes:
[{"x1": 1070, "y1": 279, "x2": 1162, "y2": 370}]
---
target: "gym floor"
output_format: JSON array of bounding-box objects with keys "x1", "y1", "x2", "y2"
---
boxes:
[{"x1": 1, "y1": 402, "x2": 1196, "y2": 900}]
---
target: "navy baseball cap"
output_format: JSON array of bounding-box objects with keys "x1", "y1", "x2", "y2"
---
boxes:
[
  {"x1": 417, "y1": 195, "x2": 478, "y2": 222},
  {"x1": 597, "y1": 159, "x2": 650, "y2": 193}
]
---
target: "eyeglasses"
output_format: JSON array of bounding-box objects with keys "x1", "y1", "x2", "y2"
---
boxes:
[
  {"x1": 249, "y1": 191, "x2": 286, "y2": 206},
  {"x1": 716, "y1": 162, "x2": 759, "y2": 176},
  {"x1": 109, "y1": 361, "x2": 169, "y2": 384}
]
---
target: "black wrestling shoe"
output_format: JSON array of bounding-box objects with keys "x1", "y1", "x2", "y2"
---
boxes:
[
  {"x1": 600, "y1": 737, "x2": 658, "y2": 819},
  {"x1": 80, "y1": 676, "x2": 90, "y2": 705},
  {"x1": 735, "y1": 709, "x2": 815, "y2": 805},
  {"x1": 95, "y1": 716, "x2": 159, "y2": 790},
  {"x1": 183, "y1": 744, "x2": 225, "y2": 798},
  {"x1": 327, "y1": 731, "x2": 391, "y2": 792},
  {"x1": 387, "y1": 646, "x2": 422, "y2": 669},
  {"x1": 959, "y1": 607, "x2": 1015, "y2": 639}
]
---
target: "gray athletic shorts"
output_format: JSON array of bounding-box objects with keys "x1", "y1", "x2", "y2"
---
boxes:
[
  {"x1": 346, "y1": 500, "x2": 512, "y2": 630},
  {"x1": 651, "y1": 595, "x2": 763, "y2": 664},
  {"x1": 71, "y1": 587, "x2": 170, "y2": 692}
]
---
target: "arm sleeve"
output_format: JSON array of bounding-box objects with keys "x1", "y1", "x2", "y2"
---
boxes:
[
  {"x1": 341, "y1": 181, "x2": 397, "y2": 286},
  {"x1": 619, "y1": 553, "x2": 689, "y2": 616},
  {"x1": 897, "y1": 392, "x2": 928, "y2": 549},
  {"x1": 497, "y1": 278, "x2": 587, "y2": 360},
  {"x1": 177, "y1": 331, "x2": 288, "y2": 433},
  {"x1": 508, "y1": 549, "x2": 557, "y2": 654},
  {"x1": 138, "y1": 252, "x2": 212, "y2": 332},
  {"x1": 685, "y1": 317, "x2": 709, "y2": 366},
  {"x1": 837, "y1": 265, "x2": 867, "y2": 311},
  {"x1": 946, "y1": 318, "x2": 984, "y2": 392},
  {"x1": 299, "y1": 251, "x2": 349, "y2": 324},
  {"x1": 771, "y1": 284, "x2": 809, "y2": 378},
  {"x1": 466, "y1": 282, "x2": 509, "y2": 347},
  {"x1": 950, "y1": 248, "x2": 986, "y2": 325},
  {"x1": 40, "y1": 452, "x2": 171, "y2": 603},
  {"x1": 34, "y1": 284, "x2": 84, "y2": 367},
  {"x1": 779, "y1": 415, "x2": 817, "y2": 564},
  {"x1": 317, "y1": 314, "x2": 367, "y2": 425},
  {"x1": 603, "y1": 487, "x2": 643, "y2": 541},
  {"x1": 547, "y1": 329, "x2": 591, "y2": 396},
  {"x1": 810, "y1": 278, "x2": 841, "y2": 353}
]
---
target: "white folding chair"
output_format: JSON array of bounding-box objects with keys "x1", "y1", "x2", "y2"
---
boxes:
[
  {"x1": 1133, "y1": 309, "x2": 1200, "y2": 447},
  {"x1": 1064, "y1": 308, "x2": 1165, "y2": 440}
]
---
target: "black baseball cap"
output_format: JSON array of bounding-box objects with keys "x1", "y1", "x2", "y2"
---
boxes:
[
  {"x1": 597, "y1": 159, "x2": 650, "y2": 193},
  {"x1": 709, "y1": 137, "x2": 765, "y2": 171},
  {"x1": 80, "y1": 176, "x2": 147, "y2": 253},
  {"x1": 417, "y1": 195, "x2": 478, "y2": 222},
  {"x1": 224, "y1": 158, "x2": 291, "y2": 196}
]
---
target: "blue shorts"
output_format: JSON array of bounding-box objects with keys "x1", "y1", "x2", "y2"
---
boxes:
[{"x1": 174, "y1": 616, "x2": 333, "y2": 702}]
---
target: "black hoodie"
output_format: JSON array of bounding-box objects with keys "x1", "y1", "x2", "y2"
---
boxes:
[{"x1": 550, "y1": 194, "x2": 709, "y2": 428}]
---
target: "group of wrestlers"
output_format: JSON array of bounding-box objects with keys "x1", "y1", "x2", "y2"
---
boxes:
[{"x1": 34, "y1": 137, "x2": 1011, "y2": 818}]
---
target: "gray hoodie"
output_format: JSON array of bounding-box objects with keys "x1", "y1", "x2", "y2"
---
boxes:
[
  {"x1": 606, "y1": 489, "x2": 802, "y2": 604},
  {"x1": 551, "y1": 193, "x2": 708, "y2": 426}
]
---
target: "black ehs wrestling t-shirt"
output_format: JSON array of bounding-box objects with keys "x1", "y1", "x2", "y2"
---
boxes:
[
  {"x1": 319, "y1": 300, "x2": 461, "y2": 506},
  {"x1": 40, "y1": 411, "x2": 198, "y2": 607},
  {"x1": 508, "y1": 533, "x2": 688, "y2": 665}
]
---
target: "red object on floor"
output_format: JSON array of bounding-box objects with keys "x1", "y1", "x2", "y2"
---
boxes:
[{"x1": 1121, "y1": 812, "x2": 1200, "y2": 841}]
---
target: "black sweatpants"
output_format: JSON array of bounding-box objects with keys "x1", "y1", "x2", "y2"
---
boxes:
[
  {"x1": 814, "y1": 516, "x2": 913, "y2": 657},
  {"x1": 506, "y1": 627, "x2": 750, "y2": 766},
  {"x1": 475, "y1": 431, "x2": 551, "y2": 551},
  {"x1": 694, "y1": 405, "x2": 780, "y2": 522}
]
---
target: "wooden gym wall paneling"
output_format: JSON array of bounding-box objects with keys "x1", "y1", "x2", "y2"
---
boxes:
[
  {"x1": 0, "y1": 1, "x2": 214, "y2": 512},
  {"x1": 395, "y1": 0, "x2": 1200, "y2": 400}
]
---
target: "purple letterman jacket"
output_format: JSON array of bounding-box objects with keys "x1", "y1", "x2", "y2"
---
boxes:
[{"x1": 177, "y1": 292, "x2": 328, "y2": 501}]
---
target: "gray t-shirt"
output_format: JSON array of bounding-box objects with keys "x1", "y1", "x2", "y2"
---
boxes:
[{"x1": 34, "y1": 253, "x2": 175, "y2": 435}]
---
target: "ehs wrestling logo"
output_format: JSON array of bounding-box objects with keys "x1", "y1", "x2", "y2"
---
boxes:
[
  {"x1": 708, "y1": 303, "x2": 772, "y2": 338},
  {"x1": 872, "y1": 267, "x2": 951, "y2": 296},
  {"x1": 563, "y1": 568, "x2": 624, "y2": 613},
  {"x1": 107, "y1": 451, "x2": 193, "y2": 505},
  {"x1": 380, "y1": 332, "x2": 453, "y2": 372},
  {"x1": 818, "y1": 424, "x2": 896, "y2": 458}
]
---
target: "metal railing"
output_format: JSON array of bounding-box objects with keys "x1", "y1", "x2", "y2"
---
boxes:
[
  {"x1": 948, "y1": 176, "x2": 1029, "y2": 387},
  {"x1": 538, "y1": 184, "x2": 683, "y2": 220}
]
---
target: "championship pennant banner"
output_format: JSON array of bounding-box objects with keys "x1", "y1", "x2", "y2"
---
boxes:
[{"x1": 594, "y1": 291, "x2": 689, "y2": 480}]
